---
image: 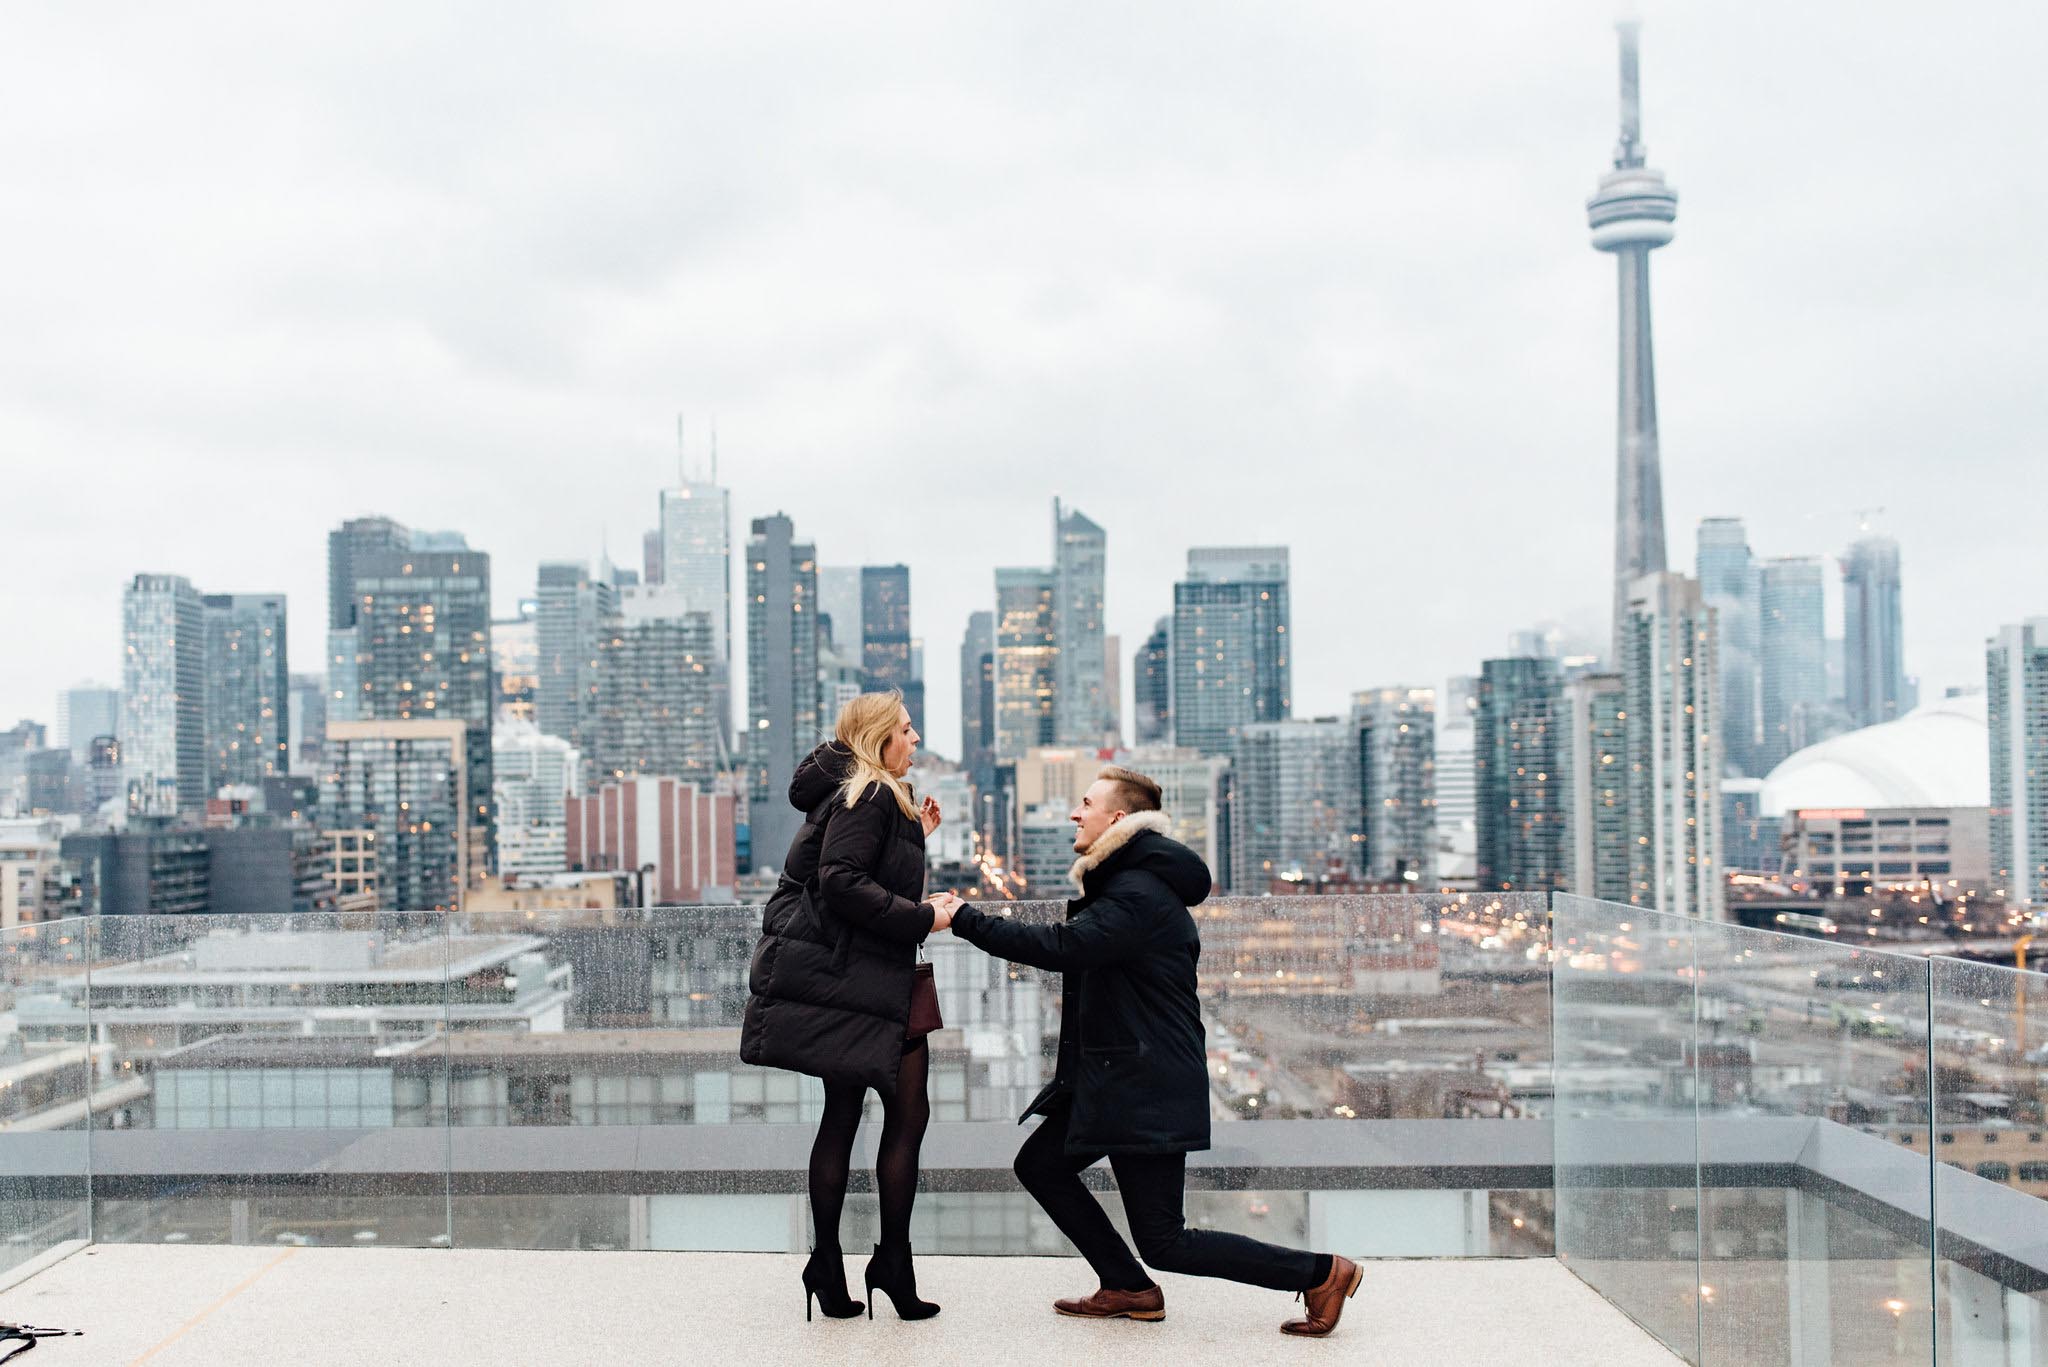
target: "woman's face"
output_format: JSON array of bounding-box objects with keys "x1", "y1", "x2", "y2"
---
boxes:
[{"x1": 880, "y1": 706, "x2": 919, "y2": 777}]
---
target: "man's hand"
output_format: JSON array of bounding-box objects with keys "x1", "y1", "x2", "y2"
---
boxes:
[
  {"x1": 928, "y1": 891, "x2": 964, "y2": 932},
  {"x1": 919, "y1": 795, "x2": 942, "y2": 837}
]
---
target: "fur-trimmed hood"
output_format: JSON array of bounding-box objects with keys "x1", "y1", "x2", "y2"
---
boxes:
[{"x1": 1068, "y1": 810, "x2": 1210, "y2": 905}]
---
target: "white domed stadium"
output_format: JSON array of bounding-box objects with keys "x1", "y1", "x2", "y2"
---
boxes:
[
  {"x1": 1760, "y1": 692, "x2": 1992, "y2": 890},
  {"x1": 1760, "y1": 693, "x2": 1988, "y2": 818}
]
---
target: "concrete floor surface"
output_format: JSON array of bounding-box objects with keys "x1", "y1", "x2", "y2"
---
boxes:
[{"x1": 1, "y1": 1245, "x2": 1681, "y2": 1366}]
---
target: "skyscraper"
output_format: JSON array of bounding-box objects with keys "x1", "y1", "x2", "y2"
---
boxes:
[
  {"x1": 1473, "y1": 657, "x2": 1566, "y2": 894},
  {"x1": 659, "y1": 470, "x2": 733, "y2": 744},
  {"x1": 959, "y1": 611, "x2": 996, "y2": 797},
  {"x1": 1587, "y1": 22, "x2": 1677, "y2": 654},
  {"x1": 746, "y1": 514, "x2": 820, "y2": 869},
  {"x1": 1759, "y1": 556, "x2": 1829, "y2": 771},
  {"x1": 861, "y1": 565, "x2": 918, "y2": 730},
  {"x1": 817, "y1": 566, "x2": 863, "y2": 658},
  {"x1": 1352, "y1": 687, "x2": 1436, "y2": 885},
  {"x1": 1053, "y1": 502, "x2": 1112, "y2": 745},
  {"x1": 1843, "y1": 533, "x2": 1907, "y2": 728},
  {"x1": 203, "y1": 593, "x2": 290, "y2": 792},
  {"x1": 57, "y1": 683, "x2": 121, "y2": 764},
  {"x1": 1988, "y1": 620, "x2": 2048, "y2": 907},
  {"x1": 1559, "y1": 672, "x2": 1630, "y2": 900},
  {"x1": 1622, "y1": 573, "x2": 1724, "y2": 919},
  {"x1": 1171, "y1": 548, "x2": 1291, "y2": 758},
  {"x1": 287, "y1": 673, "x2": 326, "y2": 776},
  {"x1": 1433, "y1": 675, "x2": 1480, "y2": 888},
  {"x1": 352, "y1": 544, "x2": 495, "y2": 883},
  {"x1": 993, "y1": 567, "x2": 1057, "y2": 757},
  {"x1": 122, "y1": 573, "x2": 207, "y2": 814},
  {"x1": 1133, "y1": 619, "x2": 1171, "y2": 745},
  {"x1": 594, "y1": 614, "x2": 720, "y2": 785},
  {"x1": 1229, "y1": 719, "x2": 1359, "y2": 892},
  {"x1": 1697, "y1": 517, "x2": 1762, "y2": 775},
  {"x1": 327, "y1": 516, "x2": 410, "y2": 727},
  {"x1": 321, "y1": 719, "x2": 478, "y2": 913},
  {"x1": 535, "y1": 562, "x2": 617, "y2": 763}
]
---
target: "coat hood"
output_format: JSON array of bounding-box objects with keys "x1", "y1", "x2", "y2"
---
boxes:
[
  {"x1": 788, "y1": 741, "x2": 854, "y2": 811},
  {"x1": 1071, "y1": 810, "x2": 1211, "y2": 906}
]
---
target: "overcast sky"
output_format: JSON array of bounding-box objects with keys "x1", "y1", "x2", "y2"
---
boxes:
[{"x1": 5, "y1": 2, "x2": 2046, "y2": 758}]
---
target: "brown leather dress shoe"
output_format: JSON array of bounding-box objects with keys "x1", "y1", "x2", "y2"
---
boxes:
[
  {"x1": 1280, "y1": 1255, "x2": 1363, "y2": 1337},
  {"x1": 1053, "y1": 1285, "x2": 1167, "y2": 1321}
]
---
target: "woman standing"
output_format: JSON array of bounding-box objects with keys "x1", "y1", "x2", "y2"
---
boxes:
[{"x1": 741, "y1": 691, "x2": 963, "y2": 1322}]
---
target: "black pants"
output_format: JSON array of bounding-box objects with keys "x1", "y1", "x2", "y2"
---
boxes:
[{"x1": 1014, "y1": 1101, "x2": 1321, "y2": 1293}]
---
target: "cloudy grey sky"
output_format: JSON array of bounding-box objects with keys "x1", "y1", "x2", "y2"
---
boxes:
[{"x1": 4, "y1": 2, "x2": 2045, "y2": 756}]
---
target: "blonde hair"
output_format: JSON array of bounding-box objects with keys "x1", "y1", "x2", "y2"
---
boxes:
[{"x1": 837, "y1": 690, "x2": 918, "y2": 819}]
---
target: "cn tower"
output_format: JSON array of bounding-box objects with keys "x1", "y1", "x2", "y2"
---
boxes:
[{"x1": 1587, "y1": 21, "x2": 1677, "y2": 655}]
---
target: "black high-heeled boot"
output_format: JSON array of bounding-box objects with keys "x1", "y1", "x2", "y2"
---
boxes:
[
  {"x1": 802, "y1": 1247, "x2": 865, "y2": 1320},
  {"x1": 864, "y1": 1241, "x2": 940, "y2": 1320}
]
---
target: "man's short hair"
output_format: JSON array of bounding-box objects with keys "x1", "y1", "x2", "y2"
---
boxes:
[{"x1": 1097, "y1": 765, "x2": 1162, "y2": 814}]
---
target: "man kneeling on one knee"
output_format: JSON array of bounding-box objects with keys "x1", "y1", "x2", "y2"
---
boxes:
[{"x1": 945, "y1": 765, "x2": 1361, "y2": 1337}]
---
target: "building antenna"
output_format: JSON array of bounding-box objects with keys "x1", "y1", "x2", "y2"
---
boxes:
[
  {"x1": 711, "y1": 419, "x2": 719, "y2": 486},
  {"x1": 676, "y1": 413, "x2": 686, "y2": 484}
]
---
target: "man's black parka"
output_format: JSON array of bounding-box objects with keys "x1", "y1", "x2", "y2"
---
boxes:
[
  {"x1": 950, "y1": 810, "x2": 1212, "y2": 1155},
  {"x1": 740, "y1": 743, "x2": 935, "y2": 1094}
]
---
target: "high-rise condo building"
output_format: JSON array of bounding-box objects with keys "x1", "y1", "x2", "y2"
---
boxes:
[
  {"x1": 1133, "y1": 619, "x2": 1171, "y2": 745},
  {"x1": 351, "y1": 544, "x2": 495, "y2": 888},
  {"x1": 1621, "y1": 573, "x2": 1724, "y2": 919},
  {"x1": 320, "y1": 719, "x2": 479, "y2": 913},
  {"x1": 535, "y1": 562, "x2": 617, "y2": 764},
  {"x1": 1843, "y1": 533, "x2": 1908, "y2": 728},
  {"x1": 1052, "y1": 501, "x2": 1112, "y2": 746},
  {"x1": 746, "y1": 514, "x2": 820, "y2": 870},
  {"x1": 993, "y1": 567, "x2": 1057, "y2": 757},
  {"x1": 203, "y1": 593, "x2": 290, "y2": 792},
  {"x1": 1696, "y1": 517, "x2": 1762, "y2": 775},
  {"x1": 1474, "y1": 657, "x2": 1566, "y2": 894},
  {"x1": 1759, "y1": 556, "x2": 1829, "y2": 771},
  {"x1": 1559, "y1": 673, "x2": 1630, "y2": 901},
  {"x1": 327, "y1": 516, "x2": 411, "y2": 727},
  {"x1": 958, "y1": 611, "x2": 996, "y2": 799},
  {"x1": 595, "y1": 613, "x2": 720, "y2": 786},
  {"x1": 1587, "y1": 21, "x2": 1677, "y2": 656},
  {"x1": 1229, "y1": 718, "x2": 1358, "y2": 892},
  {"x1": 122, "y1": 573, "x2": 207, "y2": 814},
  {"x1": 1988, "y1": 620, "x2": 2048, "y2": 907},
  {"x1": 659, "y1": 473, "x2": 733, "y2": 745},
  {"x1": 1171, "y1": 548, "x2": 1291, "y2": 759},
  {"x1": 862, "y1": 565, "x2": 920, "y2": 732},
  {"x1": 1352, "y1": 687, "x2": 1436, "y2": 885}
]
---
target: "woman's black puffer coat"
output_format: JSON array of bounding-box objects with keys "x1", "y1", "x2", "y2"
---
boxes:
[{"x1": 740, "y1": 742, "x2": 935, "y2": 1093}]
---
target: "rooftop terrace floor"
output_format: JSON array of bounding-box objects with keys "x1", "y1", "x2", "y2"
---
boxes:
[{"x1": 2, "y1": 1244, "x2": 1679, "y2": 1366}]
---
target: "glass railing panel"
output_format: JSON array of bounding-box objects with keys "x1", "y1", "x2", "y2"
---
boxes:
[
  {"x1": 77, "y1": 910, "x2": 453, "y2": 1248},
  {"x1": 425, "y1": 896, "x2": 1549, "y2": 1256},
  {"x1": 1190, "y1": 891, "x2": 1553, "y2": 1257},
  {"x1": 0, "y1": 917, "x2": 93, "y2": 1279},
  {"x1": 1929, "y1": 953, "x2": 2048, "y2": 1362},
  {"x1": 1692, "y1": 917, "x2": 1933, "y2": 1366},
  {"x1": 1552, "y1": 894, "x2": 1702, "y2": 1364}
]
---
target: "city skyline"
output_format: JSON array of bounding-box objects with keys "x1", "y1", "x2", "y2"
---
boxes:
[{"x1": 5, "y1": 5, "x2": 2045, "y2": 759}]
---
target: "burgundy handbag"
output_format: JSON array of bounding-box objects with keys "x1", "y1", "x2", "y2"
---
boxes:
[{"x1": 906, "y1": 960, "x2": 942, "y2": 1038}]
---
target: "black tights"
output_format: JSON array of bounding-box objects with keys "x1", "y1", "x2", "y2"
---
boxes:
[{"x1": 808, "y1": 1040, "x2": 931, "y2": 1251}]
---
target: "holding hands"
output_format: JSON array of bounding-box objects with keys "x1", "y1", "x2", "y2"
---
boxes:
[{"x1": 927, "y1": 892, "x2": 964, "y2": 932}]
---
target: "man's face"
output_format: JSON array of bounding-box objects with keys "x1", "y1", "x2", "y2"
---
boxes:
[{"x1": 1069, "y1": 778, "x2": 1126, "y2": 854}]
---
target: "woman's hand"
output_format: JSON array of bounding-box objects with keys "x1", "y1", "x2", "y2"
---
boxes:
[
  {"x1": 919, "y1": 795, "x2": 942, "y2": 837},
  {"x1": 927, "y1": 892, "x2": 964, "y2": 932}
]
